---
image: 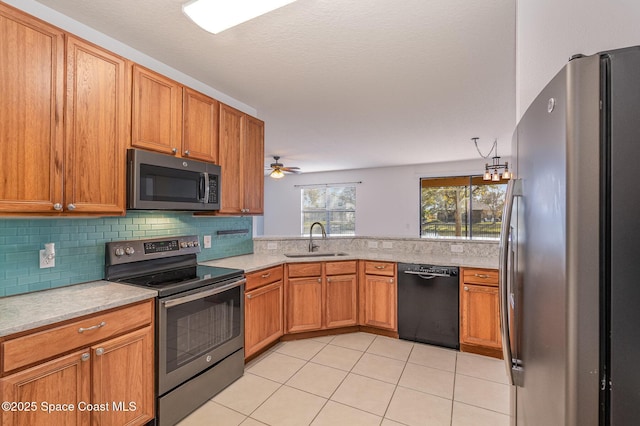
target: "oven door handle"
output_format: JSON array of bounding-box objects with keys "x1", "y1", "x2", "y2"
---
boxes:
[{"x1": 161, "y1": 278, "x2": 246, "y2": 308}]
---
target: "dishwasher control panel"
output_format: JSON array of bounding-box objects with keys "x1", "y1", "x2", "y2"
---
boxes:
[{"x1": 398, "y1": 263, "x2": 458, "y2": 277}]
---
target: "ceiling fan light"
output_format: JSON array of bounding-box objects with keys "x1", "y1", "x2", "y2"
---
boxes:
[
  {"x1": 182, "y1": 0, "x2": 297, "y2": 34},
  {"x1": 492, "y1": 171, "x2": 501, "y2": 182},
  {"x1": 270, "y1": 168, "x2": 285, "y2": 179}
]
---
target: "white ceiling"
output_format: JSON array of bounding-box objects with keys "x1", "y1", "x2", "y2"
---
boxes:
[{"x1": 35, "y1": 0, "x2": 516, "y2": 173}]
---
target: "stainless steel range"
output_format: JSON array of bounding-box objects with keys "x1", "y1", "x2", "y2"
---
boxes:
[{"x1": 105, "y1": 235, "x2": 245, "y2": 426}]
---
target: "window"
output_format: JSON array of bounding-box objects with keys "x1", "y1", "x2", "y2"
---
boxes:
[
  {"x1": 420, "y1": 176, "x2": 507, "y2": 240},
  {"x1": 301, "y1": 186, "x2": 356, "y2": 235}
]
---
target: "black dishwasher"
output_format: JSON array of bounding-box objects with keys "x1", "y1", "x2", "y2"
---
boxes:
[{"x1": 397, "y1": 263, "x2": 459, "y2": 349}]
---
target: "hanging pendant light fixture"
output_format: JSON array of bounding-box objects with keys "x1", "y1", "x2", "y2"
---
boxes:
[{"x1": 472, "y1": 137, "x2": 511, "y2": 181}]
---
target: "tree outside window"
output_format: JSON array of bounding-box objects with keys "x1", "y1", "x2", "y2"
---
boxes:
[
  {"x1": 420, "y1": 177, "x2": 506, "y2": 239},
  {"x1": 301, "y1": 186, "x2": 356, "y2": 235}
]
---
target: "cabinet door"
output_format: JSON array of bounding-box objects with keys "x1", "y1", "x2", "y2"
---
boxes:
[
  {"x1": 0, "y1": 350, "x2": 91, "y2": 426},
  {"x1": 91, "y1": 326, "x2": 154, "y2": 426},
  {"x1": 362, "y1": 274, "x2": 397, "y2": 330},
  {"x1": 460, "y1": 284, "x2": 501, "y2": 349},
  {"x1": 218, "y1": 103, "x2": 244, "y2": 214},
  {"x1": 65, "y1": 36, "x2": 127, "y2": 215},
  {"x1": 286, "y1": 277, "x2": 323, "y2": 333},
  {"x1": 131, "y1": 65, "x2": 182, "y2": 155},
  {"x1": 0, "y1": 4, "x2": 64, "y2": 213},
  {"x1": 242, "y1": 115, "x2": 264, "y2": 214},
  {"x1": 183, "y1": 88, "x2": 219, "y2": 162},
  {"x1": 325, "y1": 274, "x2": 358, "y2": 328},
  {"x1": 245, "y1": 281, "x2": 284, "y2": 358}
]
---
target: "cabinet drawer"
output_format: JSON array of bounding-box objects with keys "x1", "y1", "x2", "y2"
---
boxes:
[
  {"x1": 2, "y1": 300, "x2": 153, "y2": 374},
  {"x1": 245, "y1": 265, "x2": 283, "y2": 291},
  {"x1": 463, "y1": 268, "x2": 499, "y2": 286},
  {"x1": 364, "y1": 261, "x2": 395, "y2": 276},
  {"x1": 287, "y1": 262, "x2": 322, "y2": 278},
  {"x1": 326, "y1": 260, "x2": 357, "y2": 276}
]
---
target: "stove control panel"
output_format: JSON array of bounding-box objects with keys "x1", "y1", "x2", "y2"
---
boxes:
[{"x1": 106, "y1": 235, "x2": 202, "y2": 265}]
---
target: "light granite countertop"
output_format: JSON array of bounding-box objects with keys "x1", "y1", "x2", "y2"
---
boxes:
[
  {"x1": 201, "y1": 251, "x2": 499, "y2": 273},
  {"x1": 0, "y1": 281, "x2": 157, "y2": 338}
]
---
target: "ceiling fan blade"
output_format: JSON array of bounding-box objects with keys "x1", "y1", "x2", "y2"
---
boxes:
[
  {"x1": 283, "y1": 169, "x2": 301, "y2": 174},
  {"x1": 281, "y1": 166, "x2": 300, "y2": 171}
]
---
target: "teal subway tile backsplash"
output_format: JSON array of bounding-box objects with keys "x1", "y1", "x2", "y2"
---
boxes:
[{"x1": 0, "y1": 212, "x2": 253, "y2": 297}]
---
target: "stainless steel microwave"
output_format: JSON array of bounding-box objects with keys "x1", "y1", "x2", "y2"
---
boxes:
[{"x1": 127, "y1": 149, "x2": 220, "y2": 211}]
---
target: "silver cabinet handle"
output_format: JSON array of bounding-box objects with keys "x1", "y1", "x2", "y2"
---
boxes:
[
  {"x1": 81, "y1": 353, "x2": 90, "y2": 362},
  {"x1": 327, "y1": 278, "x2": 331, "y2": 283},
  {"x1": 78, "y1": 321, "x2": 106, "y2": 333},
  {"x1": 184, "y1": 150, "x2": 190, "y2": 156},
  {"x1": 317, "y1": 278, "x2": 321, "y2": 283},
  {"x1": 474, "y1": 273, "x2": 490, "y2": 278},
  {"x1": 375, "y1": 265, "x2": 386, "y2": 269},
  {"x1": 171, "y1": 148, "x2": 177, "y2": 154},
  {"x1": 247, "y1": 294, "x2": 252, "y2": 299},
  {"x1": 53, "y1": 203, "x2": 63, "y2": 211},
  {"x1": 67, "y1": 203, "x2": 76, "y2": 211},
  {"x1": 95, "y1": 348, "x2": 104, "y2": 356},
  {"x1": 464, "y1": 286, "x2": 469, "y2": 291},
  {"x1": 261, "y1": 272, "x2": 271, "y2": 279}
]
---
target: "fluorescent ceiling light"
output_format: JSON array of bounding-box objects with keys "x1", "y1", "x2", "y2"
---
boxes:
[{"x1": 183, "y1": 0, "x2": 297, "y2": 34}]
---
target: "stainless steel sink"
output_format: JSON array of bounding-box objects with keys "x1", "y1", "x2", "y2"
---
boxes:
[{"x1": 283, "y1": 252, "x2": 349, "y2": 258}]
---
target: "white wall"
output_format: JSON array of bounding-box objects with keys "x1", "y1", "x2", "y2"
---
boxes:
[
  {"x1": 263, "y1": 159, "x2": 506, "y2": 237},
  {"x1": 517, "y1": 0, "x2": 640, "y2": 118},
  {"x1": 4, "y1": 0, "x2": 256, "y2": 116}
]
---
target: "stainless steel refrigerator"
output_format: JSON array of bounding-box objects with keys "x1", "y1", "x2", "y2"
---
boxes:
[{"x1": 500, "y1": 46, "x2": 640, "y2": 426}]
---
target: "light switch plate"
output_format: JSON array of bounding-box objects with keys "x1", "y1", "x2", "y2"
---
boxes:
[{"x1": 203, "y1": 235, "x2": 212, "y2": 248}]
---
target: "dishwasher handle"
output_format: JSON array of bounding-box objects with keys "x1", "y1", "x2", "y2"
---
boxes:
[{"x1": 402, "y1": 270, "x2": 453, "y2": 278}]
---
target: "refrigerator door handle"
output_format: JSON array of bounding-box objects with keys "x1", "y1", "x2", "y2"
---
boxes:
[{"x1": 499, "y1": 178, "x2": 522, "y2": 386}]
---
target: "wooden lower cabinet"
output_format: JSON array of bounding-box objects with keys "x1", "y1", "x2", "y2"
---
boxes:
[
  {"x1": 359, "y1": 261, "x2": 397, "y2": 331},
  {"x1": 0, "y1": 301, "x2": 155, "y2": 426},
  {"x1": 0, "y1": 350, "x2": 91, "y2": 425},
  {"x1": 325, "y1": 273, "x2": 358, "y2": 328},
  {"x1": 245, "y1": 266, "x2": 284, "y2": 358},
  {"x1": 459, "y1": 268, "x2": 502, "y2": 357},
  {"x1": 91, "y1": 326, "x2": 154, "y2": 426},
  {"x1": 285, "y1": 261, "x2": 358, "y2": 333},
  {"x1": 286, "y1": 276, "x2": 323, "y2": 333}
]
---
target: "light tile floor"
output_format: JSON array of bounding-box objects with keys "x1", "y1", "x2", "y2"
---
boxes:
[{"x1": 178, "y1": 333, "x2": 511, "y2": 426}]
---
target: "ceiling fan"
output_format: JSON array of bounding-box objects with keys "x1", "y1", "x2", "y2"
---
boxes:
[{"x1": 268, "y1": 156, "x2": 300, "y2": 179}]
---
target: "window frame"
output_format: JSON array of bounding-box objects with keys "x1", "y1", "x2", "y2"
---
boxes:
[
  {"x1": 300, "y1": 185, "x2": 356, "y2": 236},
  {"x1": 419, "y1": 175, "x2": 507, "y2": 240}
]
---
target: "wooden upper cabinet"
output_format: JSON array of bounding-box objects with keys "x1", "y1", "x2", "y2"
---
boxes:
[
  {"x1": 131, "y1": 65, "x2": 182, "y2": 155},
  {"x1": 0, "y1": 4, "x2": 64, "y2": 213},
  {"x1": 218, "y1": 104, "x2": 244, "y2": 214},
  {"x1": 65, "y1": 36, "x2": 127, "y2": 215},
  {"x1": 218, "y1": 103, "x2": 265, "y2": 215},
  {"x1": 242, "y1": 115, "x2": 265, "y2": 214},
  {"x1": 183, "y1": 88, "x2": 219, "y2": 162}
]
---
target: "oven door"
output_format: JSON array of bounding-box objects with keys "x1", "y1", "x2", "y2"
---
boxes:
[{"x1": 157, "y1": 276, "x2": 245, "y2": 395}]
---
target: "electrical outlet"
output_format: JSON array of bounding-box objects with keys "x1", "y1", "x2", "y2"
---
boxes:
[
  {"x1": 368, "y1": 241, "x2": 379, "y2": 249},
  {"x1": 450, "y1": 244, "x2": 464, "y2": 253},
  {"x1": 203, "y1": 235, "x2": 212, "y2": 248},
  {"x1": 382, "y1": 241, "x2": 393, "y2": 249},
  {"x1": 267, "y1": 242, "x2": 278, "y2": 250}
]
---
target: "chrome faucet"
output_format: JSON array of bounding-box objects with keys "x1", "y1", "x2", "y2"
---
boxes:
[{"x1": 309, "y1": 222, "x2": 326, "y2": 252}]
